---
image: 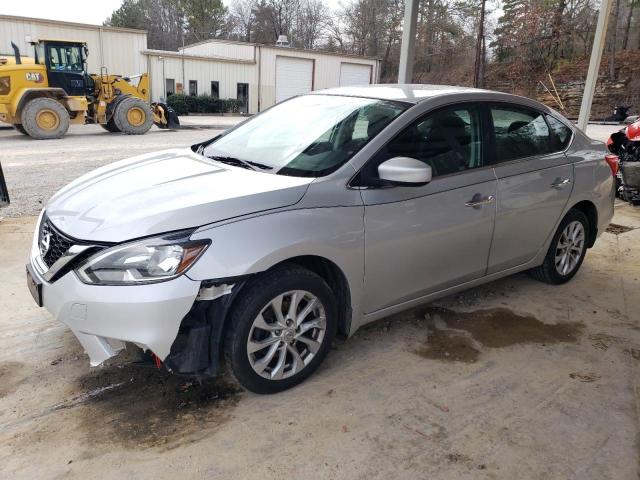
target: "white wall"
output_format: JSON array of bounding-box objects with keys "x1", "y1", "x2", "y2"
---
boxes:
[
  {"x1": 0, "y1": 15, "x2": 147, "y2": 76},
  {"x1": 147, "y1": 53, "x2": 259, "y2": 112}
]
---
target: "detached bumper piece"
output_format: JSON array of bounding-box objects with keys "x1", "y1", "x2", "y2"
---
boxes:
[{"x1": 164, "y1": 280, "x2": 246, "y2": 377}]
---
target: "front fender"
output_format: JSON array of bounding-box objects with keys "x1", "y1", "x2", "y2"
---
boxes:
[{"x1": 186, "y1": 206, "x2": 365, "y2": 326}]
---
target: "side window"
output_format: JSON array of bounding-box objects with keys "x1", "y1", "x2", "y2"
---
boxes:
[
  {"x1": 491, "y1": 106, "x2": 551, "y2": 162},
  {"x1": 363, "y1": 105, "x2": 483, "y2": 180},
  {"x1": 546, "y1": 115, "x2": 573, "y2": 151}
]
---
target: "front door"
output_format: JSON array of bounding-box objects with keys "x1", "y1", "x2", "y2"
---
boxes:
[
  {"x1": 45, "y1": 43, "x2": 86, "y2": 97},
  {"x1": 237, "y1": 83, "x2": 249, "y2": 114},
  {"x1": 487, "y1": 104, "x2": 574, "y2": 273},
  {"x1": 357, "y1": 104, "x2": 497, "y2": 314}
]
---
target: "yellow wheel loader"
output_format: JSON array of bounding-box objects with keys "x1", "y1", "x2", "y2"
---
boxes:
[{"x1": 0, "y1": 40, "x2": 179, "y2": 139}]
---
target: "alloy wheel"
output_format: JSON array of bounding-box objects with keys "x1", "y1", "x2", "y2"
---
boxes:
[
  {"x1": 247, "y1": 290, "x2": 326, "y2": 380},
  {"x1": 555, "y1": 220, "x2": 585, "y2": 276}
]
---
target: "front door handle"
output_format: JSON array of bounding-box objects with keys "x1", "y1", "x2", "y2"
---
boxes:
[
  {"x1": 465, "y1": 195, "x2": 495, "y2": 208},
  {"x1": 551, "y1": 178, "x2": 571, "y2": 188}
]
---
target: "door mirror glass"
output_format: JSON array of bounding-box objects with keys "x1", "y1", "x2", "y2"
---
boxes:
[{"x1": 378, "y1": 157, "x2": 432, "y2": 186}]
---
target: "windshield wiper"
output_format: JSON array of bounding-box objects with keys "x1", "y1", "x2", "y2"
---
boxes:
[{"x1": 209, "y1": 155, "x2": 272, "y2": 171}]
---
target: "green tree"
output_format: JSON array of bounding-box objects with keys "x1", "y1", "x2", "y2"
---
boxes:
[{"x1": 180, "y1": 0, "x2": 228, "y2": 42}]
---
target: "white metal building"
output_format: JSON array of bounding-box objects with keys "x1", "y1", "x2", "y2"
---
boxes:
[
  {"x1": 0, "y1": 15, "x2": 380, "y2": 115},
  {"x1": 146, "y1": 39, "x2": 380, "y2": 113},
  {"x1": 0, "y1": 15, "x2": 147, "y2": 77}
]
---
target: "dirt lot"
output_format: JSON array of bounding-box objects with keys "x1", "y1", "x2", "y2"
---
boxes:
[{"x1": 1, "y1": 122, "x2": 639, "y2": 479}]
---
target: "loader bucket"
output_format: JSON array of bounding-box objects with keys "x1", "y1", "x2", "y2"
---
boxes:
[{"x1": 152, "y1": 103, "x2": 180, "y2": 129}]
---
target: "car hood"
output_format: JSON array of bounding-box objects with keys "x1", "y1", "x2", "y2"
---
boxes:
[{"x1": 45, "y1": 148, "x2": 313, "y2": 243}]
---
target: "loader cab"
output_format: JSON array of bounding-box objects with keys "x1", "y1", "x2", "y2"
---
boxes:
[{"x1": 35, "y1": 40, "x2": 88, "y2": 97}]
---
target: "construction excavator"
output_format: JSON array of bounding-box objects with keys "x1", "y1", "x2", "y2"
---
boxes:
[{"x1": 0, "y1": 38, "x2": 179, "y2": 139}]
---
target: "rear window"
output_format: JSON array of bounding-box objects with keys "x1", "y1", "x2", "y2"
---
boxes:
[{"x1": 491, "y1": 106, "x2": 552, "y2": 162}]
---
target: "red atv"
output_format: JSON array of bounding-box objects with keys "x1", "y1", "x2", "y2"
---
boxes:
[{"x1": 606, "y1": 119, "x2": 640, "y2": 205}]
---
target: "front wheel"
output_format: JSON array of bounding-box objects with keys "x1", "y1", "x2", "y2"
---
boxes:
[
  {"x1": 529, "y1": 209, "x2": 589, "y2": 284},
  {"x1": 224, "y1": 265, "x2": 337, "y2": 394},
  {"x1": 113, "y1": 97, "x2": 154, "y2": 135},
  {"x1": 21, "y1": 97, "x2": 70, "y2": 139}
]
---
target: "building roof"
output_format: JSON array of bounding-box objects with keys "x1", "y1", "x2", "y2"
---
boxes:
[
  {"x1": 180, "y1": 37, "x2": 380, "y2": 62},
  {"x1": 142, "y1": 49, "x2": 255, "y2": 65},
  {"x1": 0, "y1": 14, "x2": 147, "y2": 35}
]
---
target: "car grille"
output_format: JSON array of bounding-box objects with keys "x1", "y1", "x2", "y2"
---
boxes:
[{"x1": 39, "y1": 217, "x2": 74, "y2": 268}]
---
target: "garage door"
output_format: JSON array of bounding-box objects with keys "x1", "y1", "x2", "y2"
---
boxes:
[
  {"x1": 340, "y1": 63, "x2": 372, "y2": 86},
  {"x1": 275, "y1": 56, "x2": 314, "y2": 103}
]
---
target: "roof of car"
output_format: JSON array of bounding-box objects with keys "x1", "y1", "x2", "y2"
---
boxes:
[{"x1": 311, "y1": 84, "x2": 493, "y2": 104}]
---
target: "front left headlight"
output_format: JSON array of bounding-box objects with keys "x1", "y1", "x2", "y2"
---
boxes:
[{"x1": 76, "y1": 231, "x2": 209, "y2": 285}]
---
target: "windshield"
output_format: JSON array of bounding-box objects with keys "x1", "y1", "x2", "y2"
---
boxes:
[{"x1": 203, "y1": 95, "x2": 408, "y2": 177}]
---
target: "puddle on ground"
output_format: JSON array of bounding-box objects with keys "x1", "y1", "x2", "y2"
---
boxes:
[
  {"x1": 606, "y1": 223, "x2": 635, "y2": 235},
  {"x1": 74, "y1": 364, "x2": 241, "y2": 450},
  {"x1": 415, "y1": 306, "x2": 584, "y2": 362},
  {"x1": 415, "y1": 329, "x2": 480, "y2": 363}
]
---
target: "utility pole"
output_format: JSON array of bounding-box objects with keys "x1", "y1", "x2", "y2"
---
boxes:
[
  {"x1": 577, "y1": 0, "x2": 614, "y2": 131},
  {"x1": 473, "y1": 0, "x2": 487, "y2": 88},
  {"x1": 398, "y1": 0, "x2": 419, "y2": 83}
]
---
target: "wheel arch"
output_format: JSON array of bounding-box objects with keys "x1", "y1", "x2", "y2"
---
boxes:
[
  {"x1": 569, "y1": 200, "x2": 598, "y2": 247},
  {"x1": 267, "y1": 255, "x2": 353, "y2": 337},
  {"x1": 220, "y1": 255, "x2": 353, "y2": 339},
  {"x1": 16, "y1": 88, "x2": 66, "y2": 116}
]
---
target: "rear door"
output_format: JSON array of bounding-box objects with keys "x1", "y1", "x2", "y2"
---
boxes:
[{"x1": 487, "y1": 104, "x2": 574, "y2": 274}]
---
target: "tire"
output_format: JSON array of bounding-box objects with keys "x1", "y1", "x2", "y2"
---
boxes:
[
  {"x1": 224, "y1": 265, "x2": 338, "y2": 394},
  {"x1": 113, "y1": 97, "x2": 154, "y2": 135},
  {"x1": 100, "y1": 118, "x2": 121, "y2": 133},
  {"x1": 21, "y1": 97, "x2": 70, "y2": 140},
  {"x1": 529, "y1": 209, "x2": 589, "y2": 285},
  {"x1": 13, "y1": 124, "x2": 28, "y2": 135}
]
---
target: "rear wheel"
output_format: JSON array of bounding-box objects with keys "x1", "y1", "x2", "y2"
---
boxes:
[
  {"x1": 529, "y1": 209, "x2": 589, "y2": 285},
  {"x1": 113, "y1": 97, "x2": 154, "y2": 135},
  {"x1": 13, "y1": 124, "x2": 28, "y2": 135},
  {"x1": 100, "y1": 118, "x2": 121, "y2": 133},
  {"x1": 21, "y1": 97, "x2": 70, "y2": 139},
  {"x1": 224, "y1": 265, "x2": 337, "y2": 394}
]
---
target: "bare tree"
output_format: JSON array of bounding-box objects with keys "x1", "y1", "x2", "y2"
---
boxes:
[{"x1": 229, "y1": 0, "x2": 258, "y2": 42}]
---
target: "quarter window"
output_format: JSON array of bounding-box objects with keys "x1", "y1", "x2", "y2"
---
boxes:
[
  {"x1": 546, "y1": 115, "x2": 573, "y2": 151},
  {"x1": 491, "y1": 106, "x2": 552, "y2": 162},
  {"x1": 358, "y1": 105, "x2": 483, "y2": 182}
]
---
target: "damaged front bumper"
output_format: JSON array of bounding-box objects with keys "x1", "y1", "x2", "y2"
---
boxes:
[{"x1": 29, "y1": 259, "x2": 202, "y2": 366}]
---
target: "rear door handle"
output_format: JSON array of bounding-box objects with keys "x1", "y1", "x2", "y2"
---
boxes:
[
  {"x1": 551, "y1": 178, "x2": 571, "y2": 188},
  {"x1": 465, "y1": 195, "x2": 495, "y2": 208}
]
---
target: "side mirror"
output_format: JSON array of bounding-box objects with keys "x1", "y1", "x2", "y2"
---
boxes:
[{"x1": 378, "y1": 157, "x2": 432, "y2": 186}]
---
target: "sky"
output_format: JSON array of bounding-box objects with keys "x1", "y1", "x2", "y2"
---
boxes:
[{"x1": 1, "y1": 0, "x2": 344, "y2": 26}]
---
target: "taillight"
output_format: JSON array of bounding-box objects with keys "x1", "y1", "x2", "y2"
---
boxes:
[{"x1": 605, "y1": 154, "x2": 619, "y2": 175}]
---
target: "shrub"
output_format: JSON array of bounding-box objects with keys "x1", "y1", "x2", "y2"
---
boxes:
[
  {"x1": 166, "y1": 94, "x2": 188, "y2": 115},
  {"x1": 166, "y1": 93, "x2": 242, "y2": 114}
]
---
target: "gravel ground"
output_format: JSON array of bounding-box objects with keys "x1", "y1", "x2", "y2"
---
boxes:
[
  {"x1": 0, "y1": 124, "x2": 225, "y2": 217},
  {"x1": 1, "y1": 204, "x2": 639, "y2": 479}
]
